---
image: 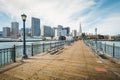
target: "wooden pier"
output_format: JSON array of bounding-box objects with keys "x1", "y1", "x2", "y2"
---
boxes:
[{"x1": 0, "y1": 40, "x2": 120, "y2": 80}]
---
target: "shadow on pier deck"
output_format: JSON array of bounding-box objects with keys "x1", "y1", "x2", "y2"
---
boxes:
[{"x1": 0, "y1": 40, "x2": 120, "y2": 80}]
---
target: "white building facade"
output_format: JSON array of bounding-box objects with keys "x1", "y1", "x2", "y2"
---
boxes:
[{"x1": 72, "y1": 30, "x2": 77, "y2": 37}]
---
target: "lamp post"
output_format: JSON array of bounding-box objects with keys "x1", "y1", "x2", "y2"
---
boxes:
[
  {"x1": 95, "y1": 28, "x2": 97, "y2": 49},
  {"x1": 21, "y1": 14, "x2": 28, "y2": 59}
]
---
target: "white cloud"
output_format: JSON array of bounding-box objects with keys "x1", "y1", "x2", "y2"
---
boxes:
[
  {"x1": 0, "y1": 0, "x2": 120, "y2": 35},
  {"x1": 0, "y1": 0, "x2": 96, "y2": 30},
  {"x1": 86, "y1": 15, "x2": 120, "y2": 35}
]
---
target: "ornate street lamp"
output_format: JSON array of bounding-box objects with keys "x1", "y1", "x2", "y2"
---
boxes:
[{"x1": 21, "y1": 14, "x2": 28, "y2": 59}]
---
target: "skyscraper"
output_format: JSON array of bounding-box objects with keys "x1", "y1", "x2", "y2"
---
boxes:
[
  {"x1": 79, "y1": 23, "x2": 82, "y2": 36},
  {"x1": 11, "y1": 22, "x2": 19, "y2": 35},
  {"x1": 64, "y1": 27, "x2": 70, "y2": 35},
  {"x1": 58, "y1": 25, "x2": 63, "y2": 30},
  {"x1": 3, "y1": 27, "x2": 10, "y2": 37},
  {"x1": 41, "y1": 25, "x2": 52, "y2": 37},
  {"x1": 31, "y1": 17, "x2": 40, "y2": 36}
]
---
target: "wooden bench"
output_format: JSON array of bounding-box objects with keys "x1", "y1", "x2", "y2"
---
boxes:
[{"x1": 47, "y1": 46, "x2": 64, "y2": 55}]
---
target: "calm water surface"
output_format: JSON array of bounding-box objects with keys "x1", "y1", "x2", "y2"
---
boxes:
[{"x1": 100, "y1": 41, "x2": 120, "y2": 47}]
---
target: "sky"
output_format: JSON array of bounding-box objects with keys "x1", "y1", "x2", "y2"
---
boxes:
[{"x1": 0, "y1": 0, "x2": 120, "y2": 35}]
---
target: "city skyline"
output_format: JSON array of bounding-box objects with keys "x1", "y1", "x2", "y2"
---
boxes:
[{"x1": 0, "y1": 0, "x2": 120, "y2": 35}]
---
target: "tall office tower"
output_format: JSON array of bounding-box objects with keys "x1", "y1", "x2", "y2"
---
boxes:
[
  {"x1": 79, "y1": 23, "x2": 82, "y2": 36},
  {"x1": 41, "y1": 25, "x2": 52, "y2": 37},
  {"x1": 64, "y1": 27, "x2": 70, "y2": 35},
  {"x1": 11, "y1": 22, "x2": 19, "y2": 35},
  {"x1": 58, "y1": 25, "x2": 63, "y2": 30},
  {"x1": 31, "y1": 17, "x2": 40, "y2": 36},
  {"x1": 57, "y1": 25, "x2": 63, "y2": 37},
  {"x1": 3, "y1": 27, "x2": 10, "y2": 37},
  {"x1": 72, "y1": 30, "x2": 77, "y2": 37}
]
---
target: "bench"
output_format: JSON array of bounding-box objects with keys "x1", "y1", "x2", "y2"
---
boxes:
[{"x1": 47, "y1": 46, "x2": 64, "y2": 55}]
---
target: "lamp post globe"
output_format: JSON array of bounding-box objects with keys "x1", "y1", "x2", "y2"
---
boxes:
[
  {"x1": 21, "y1": 14, "x2": 28, "y2": 59},
  {"x1": 21, "y1": 14, "x2": 27, "y2": 21}
]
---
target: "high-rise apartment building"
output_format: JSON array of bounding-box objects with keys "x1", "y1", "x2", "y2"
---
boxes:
[
  {"x1": 64, "y1": 27, "x2": 70, "y2": 35},
  {"x1": 54, "y1": 25, "x2": 67, "y2": 38},
  {"x1": 31, "y1": 17, "x2": 40, "y2": 36},
  {"x1": 58, "y1": 25, "x2": 63, "y2": 30},
  {"x1": 41, "y1": 25, "x2": 52, "y2": 37},
  {"x1": 11, "y1": 22, "x2": 19, "y2": 35},
  {"x1": 3, "y1": 27, "x2": 10, "y2": 37}
]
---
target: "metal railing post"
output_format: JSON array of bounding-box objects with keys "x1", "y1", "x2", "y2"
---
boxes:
[
  {"x1": 12, "y1": 45, "x2": 16, "y2": 62},
  {"x1": 50, "y1": 42, "x2": 51, "y2": 49},
  {"x1": 4, "y1": 50, "x2": 5, "y2": 65},
  {"x1": 7, "y1": 49, "x2": 8, "y2": 64},
  {"x1": 55, "y1": 42, "x2": 56, "y2": 47},
  {"x1": 0, "y1": 51, "x2": 2, "y2": 66},
  {"x1": 113, "y1": 43, "x2": 115, "y2": 57},
  {"x1": 43, "y1": 43, "x2": 44, "y2": 52},
  {"x1": 104, "y1": 43, "x2": 106, "y2": 53},
  {"x1": 31, "y1": 43, "x2": 33, "y2": 56}
]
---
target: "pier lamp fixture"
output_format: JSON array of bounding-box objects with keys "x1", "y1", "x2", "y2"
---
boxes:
[
  {"x1": 95, "y1": 28, "x2": 97, "y2": 49},
  {"x1": 21, "y1": 14, "x2": 28, "y2": 59}
]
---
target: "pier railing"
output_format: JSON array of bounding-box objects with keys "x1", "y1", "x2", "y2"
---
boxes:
[
  {"x1": 0, "y1": 40, "x2": 74, "y2": 67},
  {"x1": 84, "y1": 39, "x2": 120, "y2": 59}
]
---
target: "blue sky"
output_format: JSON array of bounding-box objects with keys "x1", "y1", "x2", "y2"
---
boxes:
[{"x1": 0, "y1": 0, "x2": 120, "y2": 35}]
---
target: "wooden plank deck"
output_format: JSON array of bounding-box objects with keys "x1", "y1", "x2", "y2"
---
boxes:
[{"x1": 0, "y1": 40, "x2": 120, "y2": 80}]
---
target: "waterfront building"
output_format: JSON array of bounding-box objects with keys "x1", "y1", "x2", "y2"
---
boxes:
[
  {"x1": 20, "y1": 28, "x2": 31, "y2": 37},
  {"x1": 58, "y1": 25, "x2": 63, "y2": 30},
  {"x1": 54, "y1": 25, "x2": 68, "y2": 40},
  {"x1": 31, "y1": 17, "x2": 40, "y2": 36},
  {"x1": 115, "y1": 34, "x2": 120, "y2": 41},
  {"x1": 41, "y1": 25, "x2": 52, "y2": 37},
  {"x1": 51, "y1": 28, "x2": 54, "y2": 38},
  {"x1": 61, "y1": 29, "x2": 67, "y2": 36},
  {"x1": 72, "y1": 30, "x2": 77, "y2": 37},
  {"x1": 64, "y1": 27, "x2": 70, "y2": 36},
  {"x1": 52, "y1": 27, "x2": 57, "y2": 37},
  {"x1": 3, "y1": 27, "x2": 10, "y2": 38},
  {"x1": 57, "y1": 25, "x2": 65, "y2": 37},
  {"x1": 55, "y1": 27, "x2": 62, "y2": 37},
  {"x1": 55, "y1": 28, "x2": 58, "y2": 38},
  {"x1": 11, "y1": 22, "x2": 19, "y2": 35}
]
